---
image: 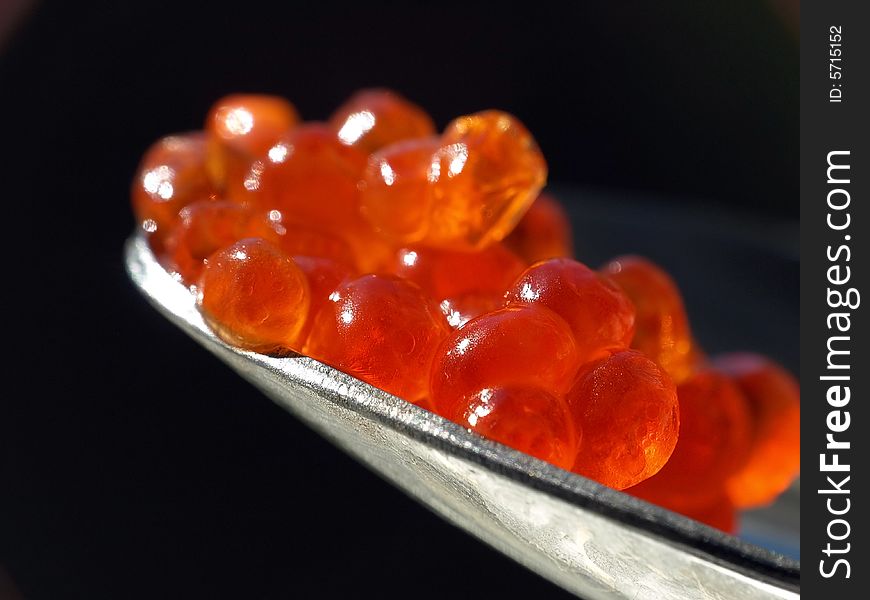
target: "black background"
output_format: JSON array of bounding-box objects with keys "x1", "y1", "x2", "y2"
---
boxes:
[{"x1": 1, "y1": 2, "x2": 797, "y2": 598}]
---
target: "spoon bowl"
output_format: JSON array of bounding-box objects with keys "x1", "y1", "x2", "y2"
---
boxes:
[{"x1": 125, "y1": 232, "x2": 799, "y2": 600}]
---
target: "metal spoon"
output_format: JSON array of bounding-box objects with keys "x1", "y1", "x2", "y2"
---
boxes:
[{"x1": 124, "y1": 233, "x2": 799, "y2": 600}]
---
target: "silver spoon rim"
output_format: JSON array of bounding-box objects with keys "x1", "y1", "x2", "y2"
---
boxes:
[{"x1": 124, "y1": 232, "x2": 799, "y2": 593}]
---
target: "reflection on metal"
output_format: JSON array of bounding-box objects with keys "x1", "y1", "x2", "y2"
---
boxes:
[{"x1": 125, "y1": 233, "x2": 799, "y2": 600}]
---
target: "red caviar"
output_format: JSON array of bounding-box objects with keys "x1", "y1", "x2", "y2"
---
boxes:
[
  {"x1": 165, "y1": 200, "x2": 251, "y2": 284},
  {"x1": 566, "y1": 350, "x2": 680, "y2": 490},
  {"x1": 329, "y1": 88, "x2": 436, "y2": 155},
  {"x1": 505, "y1": 258, "x2": 635, "y2": 364},
  {"x1": 292, "y1": 256, "x2": 353, "y2": 340},
  {"x1": 429, "y1": 305, "x2": 581, "y2": 415},
  {"x1": 602, "y1": 255, "x2": 702, "y2": 383},
  {"x1": 131, "y1": 133, "x2": 216, "y2": 253},
  {"x1": 304, "y1": 274, "x2": 450, "y2": 403},
  {"x1": 133, "y1": 89, "x2": 800, "y2": 533},
  {"x1": 443, "y1": 386, "x2": 580, "y2": 470},
  {"x1": 628, "y1": 369, "x2": 752, "y2": 510},
  {"x1": 197, "y1": 238, "x2": 310, "y2": 353},
  {"x1": 714, "y1": 353, "x2": 801, "y2": 508},
  {"x1": 241, "y1": 123, "x2": 368, "y2": 230},
  {"x1": 391, "y1": 242, "x2": 525, "y2": 326},
  {"x1": 360, "y1": 110, "x2": 547, "y2": 250},
  {"x1": 205, "y1": 94, "x2": 300, "y2": 196},
  {"x1": 504, "y1": 192, "x2": 573, "y2": 263}
]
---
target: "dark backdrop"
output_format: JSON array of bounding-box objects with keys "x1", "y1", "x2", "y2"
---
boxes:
[{"x1": 0, "y1": 2, "x2": 797, "y2": 599}]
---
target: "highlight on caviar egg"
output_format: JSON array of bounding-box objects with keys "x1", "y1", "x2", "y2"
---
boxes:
[{"x1": 132, "y1": 89, "x2": 799, "y2": 535}]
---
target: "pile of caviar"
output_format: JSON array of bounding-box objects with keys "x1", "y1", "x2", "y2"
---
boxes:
[{"x1": 132, "y1": 89, "x2": 800, "y2": 533}]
